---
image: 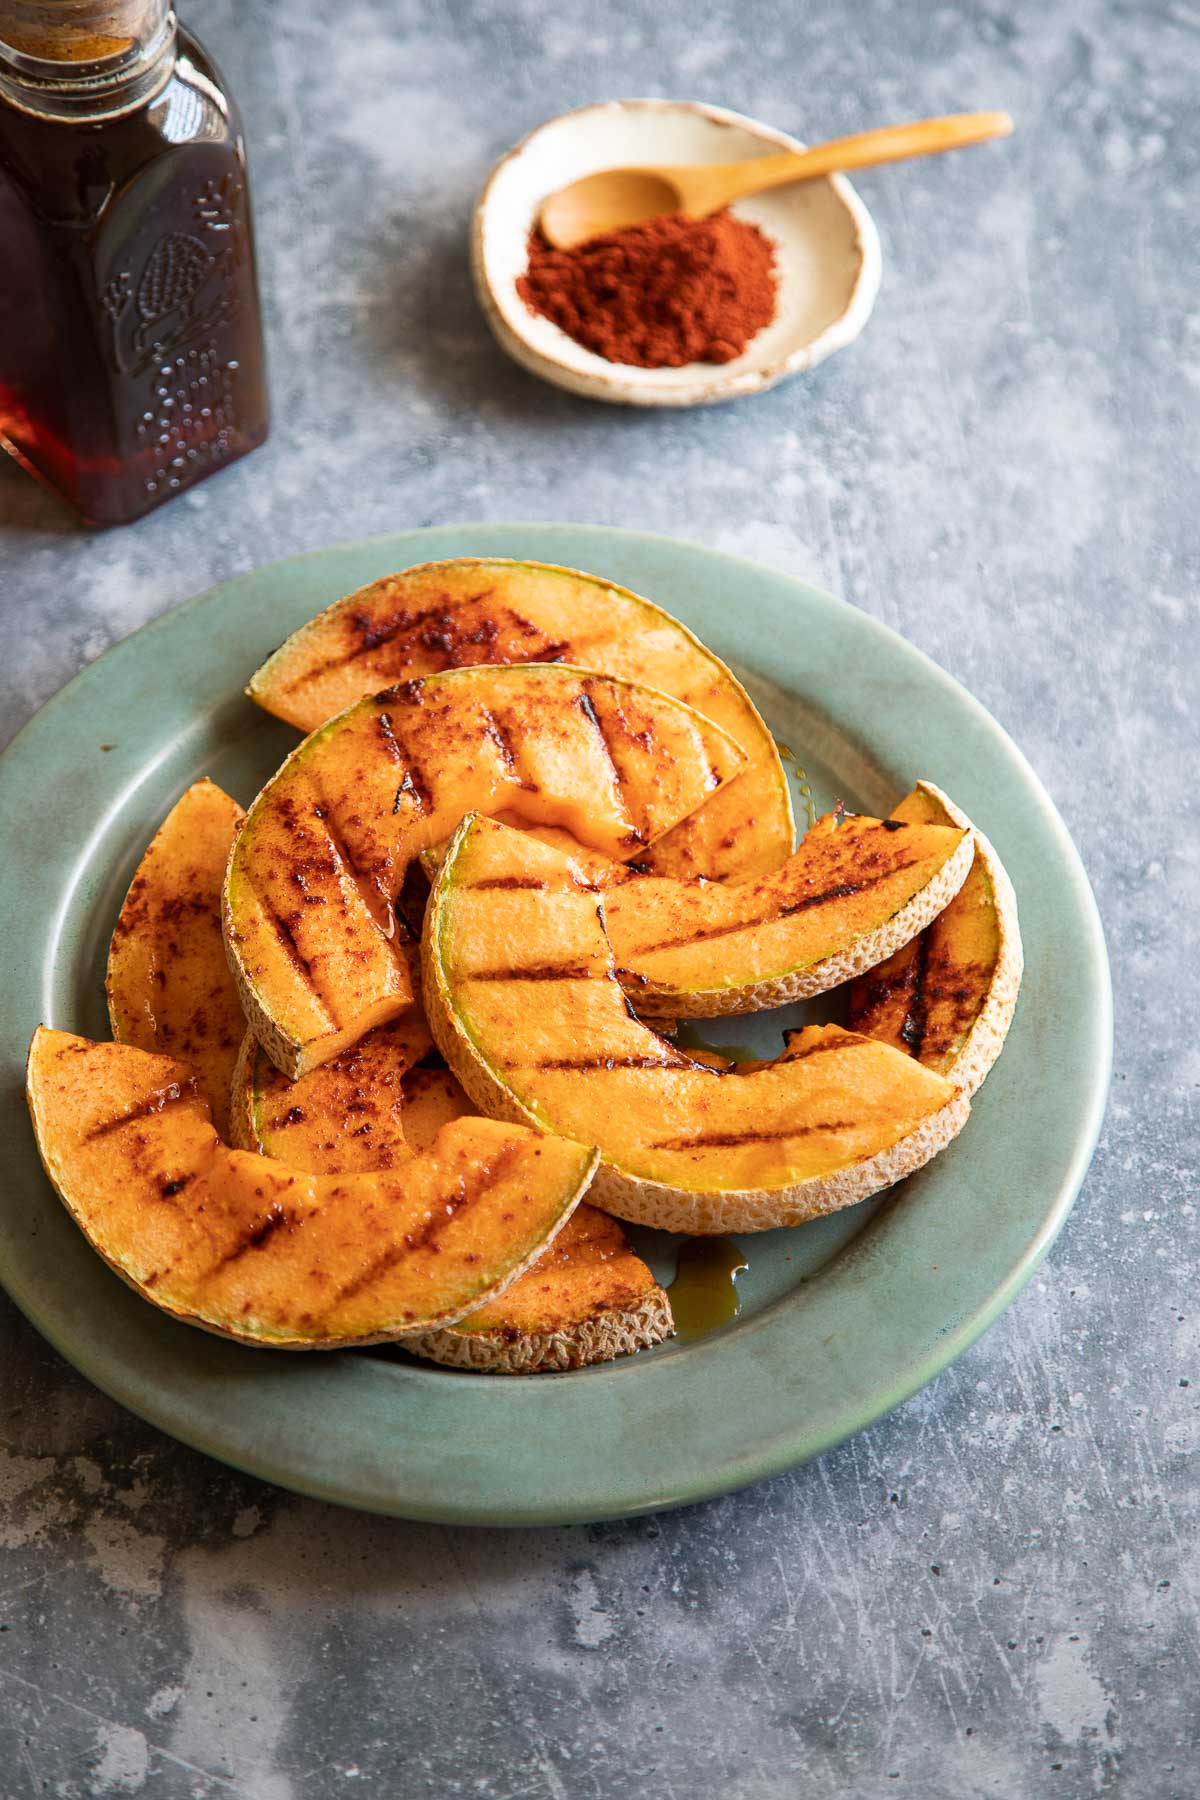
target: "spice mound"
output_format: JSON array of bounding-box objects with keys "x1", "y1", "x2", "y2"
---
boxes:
[{"x1": 517, "y1": 210, "x2": 778, "y2": 370}]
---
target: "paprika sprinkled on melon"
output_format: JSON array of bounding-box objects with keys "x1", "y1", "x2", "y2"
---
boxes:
[{"x1": 517, "y1": 209, "x2": 778, "y2": 368}]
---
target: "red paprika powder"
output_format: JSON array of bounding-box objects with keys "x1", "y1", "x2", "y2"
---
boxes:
[{"x1": 517, "y1": 210, "x2": 778, "y2": 369}]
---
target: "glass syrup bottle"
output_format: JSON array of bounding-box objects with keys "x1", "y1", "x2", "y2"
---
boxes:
[{"x1": 0, "y1": 1, "x2": 268, "y2": 526}]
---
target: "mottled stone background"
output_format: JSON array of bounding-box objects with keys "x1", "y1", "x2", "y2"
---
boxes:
[{"x1": 1, "y1": 0, "x2": 1196, "y2": 1795}]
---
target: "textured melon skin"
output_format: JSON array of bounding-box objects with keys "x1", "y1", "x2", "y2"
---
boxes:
[
  {"x1": 423, "y1": 816, "x2": 971, "y2": 1235},
  {"x1": 404, "y1": 1204, "x2": 673, "y2": 1373},
  {"x1": 847, "y1": 782, "x2": 1023, "y2": 1096},
  {"x1": 26, "y1": 1028, "x2": 598, "y2": 1350},
  {"x1": 245, "y1": 557, "x2": 794, "y2": 882},
  {"x1": 224, "y1": 664, "x2": 747, "y2": 1080},
  {"x1": 405, "y1": 1287, "x2": 674, "y2": 1374},
  {"x1": 602, "y1": 811, "x2": 975, "y2": 1018}
]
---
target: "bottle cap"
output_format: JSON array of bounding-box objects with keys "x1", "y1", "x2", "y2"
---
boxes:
[{"x1": 0, "y1": 1, "x2": 165, "y2": 67}]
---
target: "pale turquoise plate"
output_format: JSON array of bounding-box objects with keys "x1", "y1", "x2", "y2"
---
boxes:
[{"x1": 0, "y1": 525, "x2": 1111, "y2": 1525}]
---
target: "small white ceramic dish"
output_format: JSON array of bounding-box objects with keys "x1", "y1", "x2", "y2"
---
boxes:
[{"x1": 472, "y1": 99, "x2": 882, "y2": 408}]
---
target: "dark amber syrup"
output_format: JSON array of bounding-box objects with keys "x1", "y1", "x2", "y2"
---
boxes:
[
  {"x1": 0, "y1": 28, "x2": 267, "y2": 524},
  {"x1": 776, "y1": 742, "x2": 818, "y2": 831},
  {"x1": 669, "y1": 1238, "x2": 748, "y2": 1342}
]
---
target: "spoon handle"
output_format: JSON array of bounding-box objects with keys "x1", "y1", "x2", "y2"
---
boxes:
[{"x1": 684, "y1": 111, "x2": 1014, "y2": 212}]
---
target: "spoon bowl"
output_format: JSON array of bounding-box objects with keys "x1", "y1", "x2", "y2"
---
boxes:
[{"x1": 540, "y1": 168, "x2": 682, "y2": 248}]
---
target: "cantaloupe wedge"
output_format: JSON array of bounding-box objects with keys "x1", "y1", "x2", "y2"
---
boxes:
[
  {"x1": 245, "y1": 557, "x2": 794, "y2": 881},
  {"x1": 396, "y1": 1064, "x2": 479, "y2": 1153},
  {"x1": 224, "y1": 664, "x2": 747, "y2": 1079},
  {"x1": 423, "y1": 817, "x2": 971, "y2": 1234},
  {"x1": 110, "y1": 811, "x2": 667, "y2": 1373},
  {"x1": 848, "y1": 782, "x2": 1023, "y2": 1095},
  {"x1": 599, "y1": 806, "x2": 973, "y2": 1016},
  {"x1": 406, "y1": 1207, "x2": 673, "y2": 1374},
  {"x1": 26, "y1": 1028, "x2": 598, "y2": 1348},
  {"x1": 106, "y1": 779, "x2": 244, "y2": 1138},
  {"x1": 229, "y1": 1009, "x2": 440, "y2": 1172},
  {"x1": 418, "y1": 805, "x2": 972, "y2": 1017},
  {"x1": 231, "y1": 1014, "x2": 673, "y2": 1372}
]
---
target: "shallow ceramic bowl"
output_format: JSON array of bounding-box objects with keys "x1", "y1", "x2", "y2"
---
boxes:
[{"x1": 472, "y1": 99, "x2": 882, "y2": 407}]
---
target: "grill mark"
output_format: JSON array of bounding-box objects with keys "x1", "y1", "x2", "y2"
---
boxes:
[
  {"x1": 650, "y1": 1121, "x2": 857, "y2": 1150},
  {"x1": 329, "y1": 1145, "x2": 524, "y2": 1312},
  {"x1": 403, "y1": 1144, "x2": 523, "y2": 1255},
  {"x1": 467, "y1": 875, "x2": 546, "y2": 892},
  {"x1": 393, "y1": 765, "x2": 432, "y2": 816},
  {"x1": 415, "y1": 608, "x2": 501, "y2": 665},
  {"x1": 468, "y1": 963, "x2": 597, "y2": 982},
  {"x1": 285, "y1": 590, "x2": 578, "y2": 694},
  {"x1": 629, "y1": 860, "x2": 924, "y2": 956},
  {"x1": 313, "y1": 795, "x2": 377, "y2": 892},
  {"x1": 777, "y1": 861, "x2": 920, "y2": 916},
  {"x1": 577, "y1": 686, "x2": 631, "y2": 816},
  {"x1": 332, "y1": 1242, "x2": 408, "y2": 1305},
  {"x1": 850, "y1": 960, "x2": 917, "y2": 1021},
  {"x1": 85, "y1": 1082, "x2": 193, "y2": 1138},
  {"x1": 920, "y1": 953, "x2": 994, "y2": 1056},
  {"x1": 533, "y1": 1053, "x2": 694, "y2": 1071},
  {"x1": 901, "y1": 929, "x2": 933, "y2": 1059},
  {"x1": 373, "y1": 704, "x2": 431, "y2": 818},
  {"x1": 208, "y1": 1202, "x2": 293, "y2": 1275},
  {"x1": 287, "y1": 600, "x2": 496, "y2": 687},
  {"x1": 263, "y1": 900, "x2": 328, "y2": 1004},
  {"x1": 312, "y1": 794, "x2": 393, "y2": 933},
  {"x1": 479, "y1": 707, "x2": 518, "y2": 777},
  {"x1": 375, "y1": 709, "x2": 404, "y2": 762}
]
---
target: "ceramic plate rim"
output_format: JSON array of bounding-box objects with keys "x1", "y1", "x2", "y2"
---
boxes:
[{"x1": 0, "y1": 524, "x2": 1112, "y2": 1525}]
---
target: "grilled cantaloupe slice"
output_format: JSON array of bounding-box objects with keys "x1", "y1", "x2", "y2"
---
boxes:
[
  {"x1": 106, "y1": 779, "x2": 245, "y2": 1138},
  {"x1": 224, "y1": 664, "x2": 746, "y2": 1079},
  {"x1": 111, "y1": 812, "x2": 667, "y2": 1372},
  {"x1": 423, "y1": 817, "x2": 971, "y2": 1234},
  {"x1": 26, "y1": 1028, "x2": 598, "y2": 1348},
  {"x1": 601, "y1": 807, "x2": 973, "y2": 1017},
  {"x1": 229, "y1": 1010, "x2": 440, "y2": 1172},
  {"x1": 418, "y1": 806, "x2": 971, "y2": 1015},
  {"x1": 245, "y1": 557, "x2": 794, "y2": 882},
  {"x1": 231, "y1": 1015, "x2": 673, "y2": 1372},
  {"x1": 397, "y1": 1065, "x2": 478, "y2": 1152},
  {"x1": 848, "y1": 782, "x2": 1023, "y2": 1094},
  {"x1": 406, "y1": 1207, "x2": 673, "y2": 1373}
]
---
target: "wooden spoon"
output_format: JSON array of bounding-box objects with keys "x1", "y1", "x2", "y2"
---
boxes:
[{"x1": 539, "y1": 111, "x2": 1013, "y2": 250}]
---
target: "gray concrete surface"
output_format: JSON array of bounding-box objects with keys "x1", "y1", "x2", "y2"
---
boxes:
[{"x1": 1, "y1": 0, "x2": 1196, "y2": 1794}]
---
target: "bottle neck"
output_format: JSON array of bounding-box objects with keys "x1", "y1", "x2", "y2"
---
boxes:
[{"x1": 0, "y1": 1, "x2": 176, "y2": 120}]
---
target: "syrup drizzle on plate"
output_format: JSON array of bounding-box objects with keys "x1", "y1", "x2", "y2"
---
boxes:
[
  {"x1": 776, "y1": 742, "x2": 818, "y2": 832},
  {"x1": 669, "y1": 1237, "x2": 749, "y2": 1342}
]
